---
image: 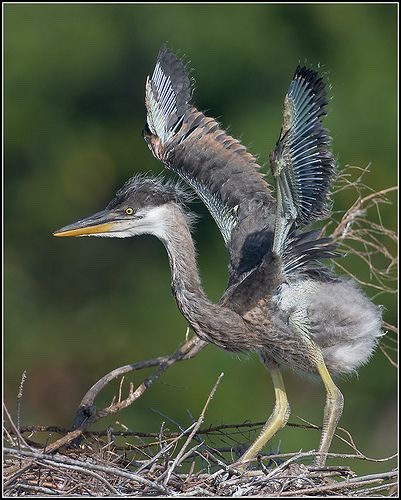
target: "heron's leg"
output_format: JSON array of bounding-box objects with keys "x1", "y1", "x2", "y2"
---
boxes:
[
  {"x1": 314, "y1": 359, "x2": 344, "y2": 466},
  {"x1": 235, "y1": 368, "x2": 290, "y2": 468}
]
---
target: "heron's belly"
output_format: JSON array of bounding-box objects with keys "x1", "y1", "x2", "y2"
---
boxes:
[{"x1": 272, "y1": 278, "x2": 382, "y2": 375}]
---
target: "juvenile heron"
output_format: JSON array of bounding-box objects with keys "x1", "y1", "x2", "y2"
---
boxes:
[{"x1": 54, "y1": 52, "x2": 382, "y2": 468}]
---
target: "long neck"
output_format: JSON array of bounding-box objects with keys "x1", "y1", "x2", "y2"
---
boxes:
[
  {"x1": 162, "y1": 208, "x2": 204, "y2": 299},
  {"x1": 158, "y1": 204, "x2": 257, "y2": 352}
]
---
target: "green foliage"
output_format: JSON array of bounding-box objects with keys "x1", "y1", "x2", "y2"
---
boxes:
[{"x1": 4, "y1": 3, "x2": 396, "y2": 475}]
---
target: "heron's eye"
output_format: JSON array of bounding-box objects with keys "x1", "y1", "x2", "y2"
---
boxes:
[{"x1": 125, "y1": 207, "x2": 134, "y2": 215}]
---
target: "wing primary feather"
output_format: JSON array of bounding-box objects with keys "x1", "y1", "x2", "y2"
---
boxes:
[
  {"x1": 145, "y1": 46, "x2": 193, "y2": 144},
  {"x1": 270, "y1": 65, "x2": 335, "y2": 257}
]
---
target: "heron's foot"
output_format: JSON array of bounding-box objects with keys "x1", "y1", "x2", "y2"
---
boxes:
[
  {"x1": 229, "y1": 455, "x2": 256, "y2": 472},
  {"x1": 72, "y1": 404, "x2": 97, "y2": 429},
  {"x1": 314, "y1": 363, "x2": 344, "y2": 467},
  {"x1": 235, "y1": 369, "x2": 290, "y2": 470}
]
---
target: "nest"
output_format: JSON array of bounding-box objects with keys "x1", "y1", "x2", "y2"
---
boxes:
[{"x1": 4, "y1": 418, "x2": 398, "y2": 497}]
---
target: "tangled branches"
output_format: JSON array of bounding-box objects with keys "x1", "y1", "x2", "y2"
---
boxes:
[
  {"x1": 326, "y1": 164, "x2": 397, "y2": 296},
  {"x1": 323, "y1": 164, "x2": 397, "y2": 367},
  {"x1": 4, "y1": 394, "x2": 398, "y2": 496}
]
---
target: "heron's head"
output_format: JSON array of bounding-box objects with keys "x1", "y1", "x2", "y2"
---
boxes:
[{"x1": 53, "y1": 175, "x2": 193, "y2": 239}]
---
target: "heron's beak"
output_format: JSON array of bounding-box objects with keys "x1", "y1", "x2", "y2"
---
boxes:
[{"x1": 53, "y1": 209, "x2": 116, "y2": 237}]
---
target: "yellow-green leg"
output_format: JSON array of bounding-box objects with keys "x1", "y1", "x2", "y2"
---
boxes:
[
  {"x1": 235, "y1": 368, "x2": 290, "y2": 468},
  {"x1": 314, "y1": 360, "x2": 344, "y2": 466}
]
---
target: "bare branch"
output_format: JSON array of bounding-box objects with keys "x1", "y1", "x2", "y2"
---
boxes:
[{"x1": 42, "y1": 336, "x2": 207, "y2": 454}]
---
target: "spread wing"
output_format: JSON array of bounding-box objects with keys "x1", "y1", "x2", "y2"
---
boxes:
[
  {"x1": 269, "y1": 66, "x2": 335, "y2": 257},
  {"x1": 222, "y1": 66, "x2": 338, "y2": 311},
  {"x1": 144, "y1": 47, "x2": 276, "y2": 271}
]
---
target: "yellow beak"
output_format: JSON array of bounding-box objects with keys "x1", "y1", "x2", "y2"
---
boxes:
[
  {"x1": 53, "y1": 222, "x2": 114, "y2": 237},
  {"x1": 53, "y1": 209, "x2": 115, "y2": 237}
]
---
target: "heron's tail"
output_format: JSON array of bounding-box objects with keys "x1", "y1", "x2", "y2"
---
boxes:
[
  {"x1": 145, "y1": 46, "x2": 193, "y2": 144},
  {"x1": 282, "y1": 229, "x2": 339, "y2": 279}
]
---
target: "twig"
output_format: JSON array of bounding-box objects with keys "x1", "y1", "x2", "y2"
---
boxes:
[
  {"x1": 3, "y1": 404, "x2": 31, "y2": 451},
  {"x1": 355, "y1": 481, "x2": 398, "y2": 496},
  {"x1": 163, "y1": 372, "x2": 224, "y2": 485},
  {"x1": 10, "y1": 419, "x2": 320, "y2": 440},
  {"x1": 330, "y1": 186, "x2": 397, "y2": 240},
  {"x1": 263, "y1": 451, "x2": 315, "y2": 480},
  {"x1": 12, "y1": 484, "x2": 59, "y2": 495},
  {"x1": 135, "y1": 422, "x2": 198, "y2": 474},
  {"x1": 379, "y1": 343, "x2": 398, "y2": 368},
  {"x1": 16, "y1": 371, "x2": 27, "y2": 439},
  {"x1": 278, "y1": 470, "x2": 398, "y2": 496},
  {"x1": 42, "y1": 336, "x2": 207, "y2": 454},
  {"x1": 383, "y1": 321, "x2": 398, "y2": 335},
  {"x1": 42, "y1": 460, "x2": 120, "y2": 495},
  {"x1": 4, "y1": 447, "x2": 170, "y2": 495}
]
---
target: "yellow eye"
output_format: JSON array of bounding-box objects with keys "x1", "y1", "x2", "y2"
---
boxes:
[{"x1": 125, "y1": 207, "x2": 134, "y2": 215}]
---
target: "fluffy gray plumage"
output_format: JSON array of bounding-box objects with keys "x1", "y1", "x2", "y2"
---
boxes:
[
  {"x1": 107, "y1": 173, "x2": 194, "y2": 211},
  {"x1": 273, "y1": 278, "x2": 382, "y2": 376}
]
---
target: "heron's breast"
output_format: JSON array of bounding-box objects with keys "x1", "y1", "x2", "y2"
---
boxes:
[{"x1": 241, "y1": 297, "x2": 272, "y2": 330}]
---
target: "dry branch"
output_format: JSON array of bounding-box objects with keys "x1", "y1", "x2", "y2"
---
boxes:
[{"x1": 42, "y1": 335, "x2": 207, "y2": 454}]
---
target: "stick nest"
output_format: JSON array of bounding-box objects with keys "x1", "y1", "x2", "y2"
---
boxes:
[{"x1": 4, "y1": 421, "x2": 397, "y2": 497}]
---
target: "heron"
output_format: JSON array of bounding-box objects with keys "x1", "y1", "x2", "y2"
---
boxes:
[{"x1": 53, "y1": 50, "x2": 382, "y2": 468}]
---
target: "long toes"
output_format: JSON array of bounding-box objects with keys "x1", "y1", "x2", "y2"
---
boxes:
[
  {"x1": 313, "y1": 452, "x2": 328, "y2": 467},
  {"x1": 229, "y1": 459, "x2": 253, "y2": 472}
]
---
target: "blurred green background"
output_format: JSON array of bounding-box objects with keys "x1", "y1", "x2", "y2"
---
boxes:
[{"x1": 4, "y1": 3, "x2": 397, "y2": 474}]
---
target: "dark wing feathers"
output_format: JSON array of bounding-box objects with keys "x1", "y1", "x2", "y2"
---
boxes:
[
  {"x1": 168, "y1": 111, "x2": 272, "y2": 246},
  {"x1": 270, "y1": 65, "x2": 335, "y2": 257},
  {"x1": 145, "y1": 46, "x2": 276, "y2": 280},
  {"x1": 145, "y1": 47, "x2": 337, "y2": 286},
  {"x1": 282, "y1": 229, "x2": 339, "y2": 278},
  {"x1": 145, "y1": 46, "x2": 193, "y2": 142}
]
